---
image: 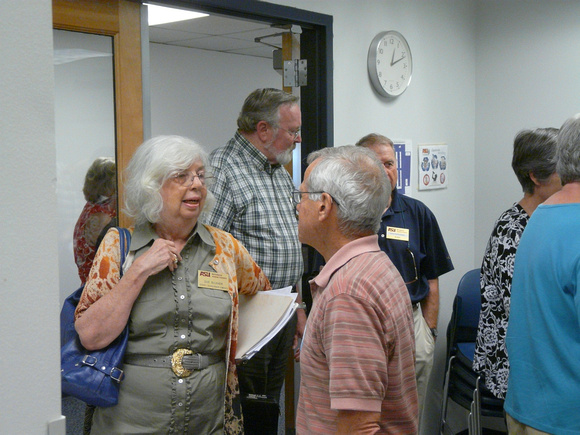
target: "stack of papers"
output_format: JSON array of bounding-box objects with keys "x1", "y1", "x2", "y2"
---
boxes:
[{"x1": 236, "y1": 286, "x2": 298, "y2": 361}]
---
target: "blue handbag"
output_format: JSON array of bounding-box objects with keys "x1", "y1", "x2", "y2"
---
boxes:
[{"x1": 61, "y1": 227, "x2": 131, "y2": 407}]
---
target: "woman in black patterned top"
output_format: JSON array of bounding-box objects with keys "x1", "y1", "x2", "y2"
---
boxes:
[{"x1": 473, "y1": 128, "x2": 561, "y2": 399}]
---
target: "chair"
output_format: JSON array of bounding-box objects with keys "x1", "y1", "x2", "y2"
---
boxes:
[{"x1": 439, "y1": 269, "x2": 506, "y2": 435}]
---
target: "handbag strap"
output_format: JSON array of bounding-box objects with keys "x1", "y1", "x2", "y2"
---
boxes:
[{"x1": 116, "y1": 227, "x2": 131, "y2": 279}]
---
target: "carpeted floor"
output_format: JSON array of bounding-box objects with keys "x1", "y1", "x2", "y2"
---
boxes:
[{"x1": 61, "y1": 396, "x2": 86, "y2": 434}]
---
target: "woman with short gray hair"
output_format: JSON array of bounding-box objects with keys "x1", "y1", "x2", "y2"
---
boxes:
[{"x1": 473, "y1": 127, "x2": 561, "y2": 400}]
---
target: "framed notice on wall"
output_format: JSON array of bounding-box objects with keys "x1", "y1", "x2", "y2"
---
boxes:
[{"x1": 418, "y1": 144, "x2": 448, "y2": 190}]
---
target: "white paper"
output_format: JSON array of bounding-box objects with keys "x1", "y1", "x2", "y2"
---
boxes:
[{"x1": 236, "y1": 287, "x2": 298, "y2": 361}]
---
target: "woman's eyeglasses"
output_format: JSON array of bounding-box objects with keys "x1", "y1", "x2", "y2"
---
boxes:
[{"x1": 171, "y1": 171, "x2": 214, "y2": 187}]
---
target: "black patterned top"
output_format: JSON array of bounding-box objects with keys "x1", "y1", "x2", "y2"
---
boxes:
[{"x1": 473, "y1": 203, "x2": 529, "y2": 399}]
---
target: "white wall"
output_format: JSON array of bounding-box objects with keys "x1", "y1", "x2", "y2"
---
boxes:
[
  {"x1": 149, "y1": 43, "x2": 281, "y2": 150},
  {"x1": 0, "y1": 1, "x2": 62, "y2": 434},
  {"x1": 474, "y1": 0, "x2": 580, "y2": 260}
]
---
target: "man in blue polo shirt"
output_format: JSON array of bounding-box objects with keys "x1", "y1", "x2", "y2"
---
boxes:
[{"x1": 357, "y1": 133, "x2": 454, "y2": 423}]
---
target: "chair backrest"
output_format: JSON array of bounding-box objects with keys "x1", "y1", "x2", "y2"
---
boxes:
[
  {"x1": 446, "y1": 268, "x2": 481, "y2": 354},
  {"x1": 455, "y1": 268, "x2": 481, "y2": 337}
]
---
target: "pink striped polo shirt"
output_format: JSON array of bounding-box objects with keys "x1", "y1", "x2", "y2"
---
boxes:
[{"x1": 297, "y1": 235, "x2": 418, "y2": 434}]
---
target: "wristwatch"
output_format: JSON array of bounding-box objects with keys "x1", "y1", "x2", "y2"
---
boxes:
[
  {"x1": 430, "y1": 327, "x2": 438, "y2": 338},
  {"x1": 297, "y1": 302, "x2": 307, "y2": 310}
]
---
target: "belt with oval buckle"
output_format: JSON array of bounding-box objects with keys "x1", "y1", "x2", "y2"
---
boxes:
[{"x1": 125, "y1": 350, "x2": 223, "y2": 378}]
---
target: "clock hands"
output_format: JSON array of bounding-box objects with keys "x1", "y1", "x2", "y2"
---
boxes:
[{"x1": 390, "y1": 49, "x2": 406, "y2": 66}]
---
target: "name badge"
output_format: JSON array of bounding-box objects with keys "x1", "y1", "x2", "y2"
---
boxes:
[
  {"x1": 198, "y1": 270, "x2": 229, "y2": 292},
  {"x1": 386, "y1": 226, "x2": 409, "y2": 242}
]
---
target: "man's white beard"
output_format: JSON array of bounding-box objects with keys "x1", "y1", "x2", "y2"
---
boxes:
[
  {"x1": 266, "y1": 141, "x2": 296, "y2": 165},
  {"x1": 276, "y1": 146, "x2": 295, "y2": 165}
]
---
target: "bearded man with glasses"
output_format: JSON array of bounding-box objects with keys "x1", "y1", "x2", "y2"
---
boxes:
[
  {"x1": 202, "y1": 88, "x2": 305, "y2": 434},
  {"x1": 357, "y1": 133, "x2": 454, "y2": 425}
]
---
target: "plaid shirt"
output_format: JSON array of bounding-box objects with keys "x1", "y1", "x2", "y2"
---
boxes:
[{"x1": 203, "y1": 131, "x2": 303, "y2": 289}]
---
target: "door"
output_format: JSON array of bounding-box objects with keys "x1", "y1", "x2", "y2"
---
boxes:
[{"x1": 53, "y1": 0, "x2": 144, "y2": 228}]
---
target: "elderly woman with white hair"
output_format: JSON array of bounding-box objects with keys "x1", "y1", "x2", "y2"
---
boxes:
[{"x1": 74, "y1": 135, "x2": 270, "y2": 434}]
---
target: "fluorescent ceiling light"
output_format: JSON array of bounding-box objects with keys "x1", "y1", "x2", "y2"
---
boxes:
[{"x1": 147, "y1": 4, "x2": 208, "y2": 26}]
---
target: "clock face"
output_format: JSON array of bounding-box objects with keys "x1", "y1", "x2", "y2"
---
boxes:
[{"x1": 368, "y1": 31, "x2": 413, "y2": 97}]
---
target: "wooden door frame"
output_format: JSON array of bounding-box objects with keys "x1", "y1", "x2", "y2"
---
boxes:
[{"x1": 53, "y1": 0, "x2": 144, "y2": 227}]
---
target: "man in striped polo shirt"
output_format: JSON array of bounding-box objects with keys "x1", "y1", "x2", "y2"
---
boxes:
[{"x1": 295, "y1": 146, "x2": 418, "y2": 434}]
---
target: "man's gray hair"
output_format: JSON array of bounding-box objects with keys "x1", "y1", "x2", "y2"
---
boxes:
[
  {"x1": 124, "y1": 135, "x2": 215, "y2": 225},
  {"x1": 306, "y1": 145, "x2": 390, "y2": 237},
  {"x1": 237, "y1": 88, "x2": 299, "y2": 132},
  {"x1": 556, "y1": 113, "x2": 580, "y2": 185}
]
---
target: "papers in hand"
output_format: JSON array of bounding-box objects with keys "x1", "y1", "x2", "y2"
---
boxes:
[{"x1": 236, "y1": 286, "x2": 298, "y2": 361}]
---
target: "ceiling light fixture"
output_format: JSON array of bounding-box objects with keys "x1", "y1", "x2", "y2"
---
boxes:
[{"x1": 146, "y1": 4, "x2": 208, "y2": 26}]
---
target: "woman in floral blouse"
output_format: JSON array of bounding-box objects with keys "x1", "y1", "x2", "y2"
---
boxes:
[
  {"x1": 473, "y1": 127, "x2": 561, "y2": 399},
  {"x1": 75, "y1": 136, "x2": 270, "y2": 434}
]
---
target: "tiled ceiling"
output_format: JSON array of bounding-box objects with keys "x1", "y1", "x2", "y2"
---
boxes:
[{"x1": 148, "y1": 14, "x2": 288, "y2": 59}]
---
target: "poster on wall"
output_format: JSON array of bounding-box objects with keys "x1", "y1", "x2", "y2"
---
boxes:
[
  {"x1": 418, "y1": 144, "x2": 448, "y2": 190},
  {"x1": 393, "y1": 140, "x2": 412, "y2": 196}
]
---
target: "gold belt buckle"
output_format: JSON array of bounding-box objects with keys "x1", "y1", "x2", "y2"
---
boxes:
[{"x1": 171, "y1": 348, "x2": 193, "y2": 378}]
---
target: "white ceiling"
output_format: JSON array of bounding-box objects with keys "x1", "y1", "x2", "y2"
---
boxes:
[{"x1": 148, "y1": 14, "x2": 287, "y2": 59}]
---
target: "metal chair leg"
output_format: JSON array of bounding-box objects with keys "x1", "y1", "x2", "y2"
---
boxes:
[
  {"x1": 439, "y1": 356, "x2": 455, "y2": 435},
  {"x1": 475, "y1": 376, "x2": 483, "y2": 435}
]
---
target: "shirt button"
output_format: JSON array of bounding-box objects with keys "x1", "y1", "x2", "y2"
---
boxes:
[
  {"x1": 180, "y1": 295, "x2": 185, "y2": 300},
  {"x1": 178, "y1": 402, "x2": 183, "y2": 407},
  {"x1": 213, "y1": 260, "x2": 219, "y2": 265},
  {"x1": 178, "y1": 379, "x2": 184, "y2": 384},
  {"x1": 180, "y1": 334, "x2": 186, "y2": 339},
  {"x1": 178, "y1": 277, "x2": 183, "y2": 281}
]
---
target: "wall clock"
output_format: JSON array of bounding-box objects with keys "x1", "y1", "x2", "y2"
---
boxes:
[{"x1": 367, "y1": 31, "x2": 413, "y2": 97}]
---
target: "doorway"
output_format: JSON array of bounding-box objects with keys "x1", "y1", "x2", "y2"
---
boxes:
[{"x1": 146, "y1": 0, "x2": 333, "y2": 178}]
